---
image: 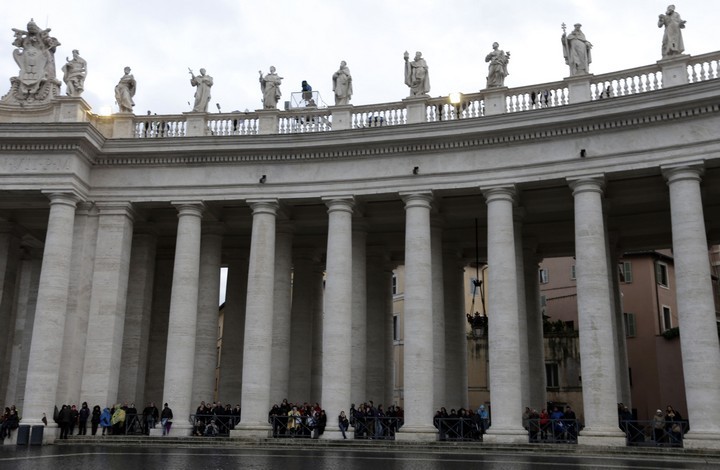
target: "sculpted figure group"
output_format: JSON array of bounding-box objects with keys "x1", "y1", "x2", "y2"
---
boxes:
[{"x1": 1, "y1": 8, "x2": 693, "y2": 112}]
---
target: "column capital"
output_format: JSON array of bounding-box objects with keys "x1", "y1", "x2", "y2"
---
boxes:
[
  {"x1": 482, "y1": 185, "x2": 516, "y2": 204},
  {"x1": 568, "y1": 176, "x2": 605, "y2": 196},
  {"x1": 43, "y1": 191, "x2": 81, "y2": 208},
  {"x1": 247, "y1": 199, "x2": 279, "y2": 216},
  {"x1": 323, "y1": 196, "x2": 355, "y2": 214},
  {"x1": 400, "y1": 191, "x2": 433, "y2": 209},
  {"x1": 172, "y1": 201, "x2": 206, "y2": 218},
  {"x1": 662, "y1": 164, "x2": 704, "y2": 185}
]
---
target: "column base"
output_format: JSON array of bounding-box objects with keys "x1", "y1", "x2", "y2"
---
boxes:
[
  {"x1": 682, "y1": 431, "x2": 720, "y2": 450},
  {"x1": 483, "y1": 427, "x2": 528, "y2": 444},
  {"x1": 229, "y1": 422, "x2": 272, "y2": 439},
  {"x1": 395, "y1": 425, "x2": 438, "y2": 442},
  {"x1": 149, "y1": 423, "x2": 192, "y2": 437},
  {"x1": 577, "y1": 427, "x2": 626, "y2": 447},
  {"x1": 319, "y1": 428, "x2": 354, "y2": 440}
]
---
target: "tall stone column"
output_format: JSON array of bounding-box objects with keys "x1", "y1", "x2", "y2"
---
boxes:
[
  {"x1": 0, "y1": 228, "x2": 21, "y2": 403},
  {"x1": 366, "y1": 247, "x2": 388, "y2": 404},
  {"x1": 270, "y1": 223, "x2": 293, "y2": 403},
  {"x1": 396, "y1": 192, "x2": 436, "y2": 441},
  {"x1": 218, "y1": 254, "x2": 248, "y2": 403},
  {"x1": 118, "y1": 229, "x2": 157, "y2": 406},
  {"x1": 143, "y1": 253, "x2": 174, "y2": 404},
  {"x1": 569, "y1": 177, "x2": 624, "y2": 446},
  {"x1": 4, "y1": 251, "x2": 41, "y2": 410},
  {"x1": 80, "y1": 202, "x2": 135, "y2": 408},
  {"x1": 21, "y1": 192, "x2": 79, "y2": 431},
  {"x1": 56, "y1": 203, "x2": 97, "y2": 405},
  {"x1": 607, "y1": 240, "x2": 631, "y2": 407},
  {"x1": 320, "y1": 197, "x2": 354, "y2": 440},
  {"x1": 383, "y1": 263, "x2": 395, "y2": 408},
  {"x1": 513, "y1": 214, "x2": 530, "y2": 409},
  {"x1": 664, "y1": 166, "x2": 720, "y2": 449},
  {"x1": 430, "y1": 220, "x2": 446, "y2": 410},
  {"x1": 192, "y1": 223, "x2": 223, "y2": 405},
  {"x1": 523, "y1": 243, "x2": 546, "y2": 412},
  {"x1": 310, "y1": 261, "x2": 325, "y2": 404},
  {"x1": 482, "y1": 186, "x2": 525, "y2": 443},
  {"x1": 443, "y1": 248, "x2": 468, "y2": 409},
  {"x1": 234, "y1": 200, "x2": 278, "y2": 437},
  {"x1": 288, "y1": 250, "x2": 320, "y2": 402},
  {"x1": 350, "y1": 222, "x2": 367, "y2": 407},
  {"x1": 157, "y1": 202, "x2": 205, "y2": 435}
]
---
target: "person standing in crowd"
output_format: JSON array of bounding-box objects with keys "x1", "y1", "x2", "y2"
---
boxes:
[
  {"x1": 57, "y1": 404, "x2": 71, "y2": 439},
  {"x1": 68, "y1": 404, "x2": 79, "y2": 436},
  {"x1": 100, "y1": 407, "x2": 112, "y2": 436},
  {"x1": 78, "y1": 402, "x2": 90, "y2": 435},
  {"x1": 161, "y1": 403, "x2": 173, "y2": 436},
  {"x1": 91, "y1": 405, "x2": 101, "y2": 436},
  {"x1": 143, "y1": 402, "x2": 159, "y2": 435},
  {"x1": 338, "y1": 410, "x2": 349, "y2": 439}
]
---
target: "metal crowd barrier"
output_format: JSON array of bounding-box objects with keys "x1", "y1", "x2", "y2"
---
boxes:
[
  {"x1": 622, "y1": 420, "x2": 687, "y2": 447},
  {"x1": 124, "y1": 413, "x2": 145, "y2": 435},
  {"x1": 189, "y1": 413, "x2": 240, "y2": 437},
  {"x1": 434, "y1": 417, "x2": 482, "y2": 441},
  {"x1": 352, "y1": 416, "x2": 403, "y2": 440},
  {"x1": 527, "y1": 418, "x2": 580, "y2": 444},
  {"x1": 269, "y1": 414, "x2": 314, "y2": 438}
]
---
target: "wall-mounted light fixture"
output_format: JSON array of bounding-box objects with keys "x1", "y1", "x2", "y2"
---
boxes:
[
  {"x1": 412, "y1": 166, "x2": 419, "y2": 175},
  {"x1": 259, "y1": 175, "x2": 267, "y2": 183}
]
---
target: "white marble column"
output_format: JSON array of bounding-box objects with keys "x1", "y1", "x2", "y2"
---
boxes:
[
  {"x1": 21, "y1": 192, "x2": 79, "y2": 430},
  {"x1": 482, "y1": 187, "x2": 526, "y2": 443},
  {"x1": 288, "y1": 251, "x2": 320, "y2": 402},
  {"x1": 143, "y1": 254, "x2": 174, "y2": 404},
  {"x1": 513, "y1": 215, "x2": 530, "y2": 409},
  {"x1": 156, "y1": 202, "x2": 205, "y2": 436},
  {"x1": 234, "y1": 200, "x2": 278, "y2": 436},
  {"x1": 310, "y1": 261, "x2": 324, "y2": 404},
  {"x1": 270, "y1": 223, "x2": 293, "y2": 403},
  {"x1": 118, "y1": 229, "x2": 157, "y2": 406},
  {"x1": 4, "y1": 252, "x2": 41, "y2": 410},
  {"x1": 192, "y1": 223, "x2": 223, "y2": 405},
  {"x1": 0, "y1": 228, "x2": 21, "y2": 404},
  {"x1": 443, "y1": 248, "x2": 468, "y2": 409},
  {"x1": 608, "y1": 241, "x2": 631, "y2": 408},
  {"x1": 396, "y1": 192, "x2": 436, "y2": 441},
  {"x1": 664, "y1": 166, "x2": 720, "y2": 449},
  {"x1": 366, "y1": 247, "x2": 388, "y2": 404},
  {"x1": 383, "y1": 263, "x2": 395, "y2": 408},
  {"x1": 430, "y1": 220, "x2": 446, "y2": 410},
  {"x1": 218, "y1": 254, "x2": 248, "y2": 404},
  {"x1": 80, "y1": 202, "x2": 135, "y2": 408},
  {"x1": 56, "y1": 203, "x2": 97, "y2": 405},
  {"x1": 320, "y1": 197, "x2": 354, "y2": 440},
  {"x1": 350, "y1": 222, "x2": 367, "y2": 407},
  {"x1": 569, "y1": 177, "x2": 625, "y2": 446},
  {"x1": 523, "y1": 244, "x2": 546, "y2": 412}
]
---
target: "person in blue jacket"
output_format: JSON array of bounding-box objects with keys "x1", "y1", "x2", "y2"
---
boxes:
[{"x1": 100, "y1": 407, "x2": 112, "y2": 436}]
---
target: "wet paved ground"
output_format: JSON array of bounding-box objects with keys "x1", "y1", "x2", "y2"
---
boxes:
[{"x1": 1, "y1": 445, "x2": 719, "y2": 470}]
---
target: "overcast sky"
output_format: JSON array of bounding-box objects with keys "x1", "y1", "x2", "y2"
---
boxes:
[{"x1": 2, "y1": 1, "x2": 719, "y2": 115}]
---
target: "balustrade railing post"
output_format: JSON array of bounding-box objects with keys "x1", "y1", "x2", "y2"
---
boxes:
[
  {"x1": 257, "y1": 109, "x2": 280, "y2": 134},
  {"x1": 658, "y1": 54, "x2": 690, "y2": 87},
  {"x1": 112, "y1": 112, "x2": 135, "y2": 138},
  {"x1": 184, "y1": 112, "x2": 208, "y2": 137},
  {"x1": 565, "y1": 74, "x2": 593, "y2": 104},
  {"x1": 330, "y1": 105, "x2": 352, "y2": 130},
  {"x1": 56, "y1": 96, "x2": 92, "y2": 123},
  {"x1": 403, "y1": 96, "x2": 429, "y2": 124},
  {"x1": 482, "y1": 87, "x2": 508, "y2": 116}
]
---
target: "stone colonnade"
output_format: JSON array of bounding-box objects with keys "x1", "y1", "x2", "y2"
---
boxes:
[{"x1": 2, "y1": 164, "x2": 719, "y2": 448}]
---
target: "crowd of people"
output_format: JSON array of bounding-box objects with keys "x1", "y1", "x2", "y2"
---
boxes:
[
  {"x1": 433, "y1": 406, "x2": 485, "y2": 440},
  {"x1": 525, "y1": 405, "x2": 580, "y2": 442},
  {"x1": 618, "y1": 403, "x2": 686, "y2": 445},
  {"x1": 348, "y1": 402, "x2": 403, "y2": 439},
  {"x1": 192, "y1": 401, "x2": 240, "y2": 437},
  {"x1": 0, "y1": 405, "x2": 20, "y2": 440},
  {"x1": 269, "y1": 400, "x2": 327, "y2": 438},
  {"x1": 50, "y1": 401, "x2": 172, "y2": 438}
]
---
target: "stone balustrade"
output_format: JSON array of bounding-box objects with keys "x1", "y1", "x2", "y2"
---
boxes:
[{"x1": 8, "y1": 51, "x2": 717, "y2": 138}]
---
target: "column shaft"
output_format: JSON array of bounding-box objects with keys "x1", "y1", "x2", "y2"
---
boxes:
[
  {"x1": 320, "y1": 198, "x2": 354, "y2": 439},
  {"x1": 350, "y1": 226, "x2": 367, "y2": 406},
  {"x1": 483, "y1": 187, "x2": 525, "y2": 443},
  {"x1": 270, "y1": 226, "x2": 293, "y2": 402},
  {"x1": 192, "y1": 226, "x2": 223, "y2": 405},
  {"x1": 235, "y1": 200, "x2": 278, "y2": 435},
  {"x1": 570, "y1": 178, "x2": 624, "y2": 445},
  {"x1": 159, "y1": 202, "x2": 204, "y2": 435},
  {"x1": 218, "y1": 256, "x2": 248, "y2": 403},
  {"x1": 665, "y1": 167, "x2": 720, "y2": 448},
  {"x1": 288, "y1": 253, "x2": 319, "y2": 402},
  {"x1": 21, "y1": 193, "x2": 79, "y2": 428},
  {"x1": 524, "y1": 247, "x2": 546, "y2": 412},
  {"x1": 396, "y1": 192, "x2": 436, "y2": 441},
  {"x1": 443, "y1": 250, "x2": 468, "y2": 409},
  {"x1": 431, "y1": 223, "x2": 446, "y2": 410}
]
